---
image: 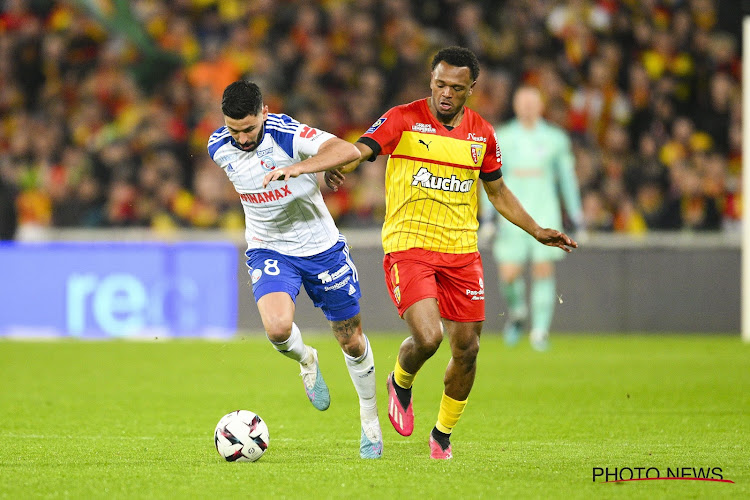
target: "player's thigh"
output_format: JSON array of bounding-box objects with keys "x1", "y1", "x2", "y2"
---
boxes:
[
  {"x1": 246, "y1": 249, "x2": 303, "y2": 304},
  {"x1": 402, "y1": 297, "x2": 443, "y2": 346},
  {"x1": 494, "y1": 223, "x2": 533, "y2": 264},
  {"x1": 434, "y1": 252, "x2": 485, "y2": 323},
  {"x1": 383, "y1": 249, "x2": 439, "y2": 318},
  {"x1": 300, "y1": 240, "x2": 362, "y2": 322}
]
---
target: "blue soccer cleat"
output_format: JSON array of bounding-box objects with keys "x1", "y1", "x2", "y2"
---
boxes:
[
  {"x1": 300, "y1": 347, "x2": 330, "y2": 410},
  {"x1": 359, "y1": 419, "x2": 383, "y2": 459}
]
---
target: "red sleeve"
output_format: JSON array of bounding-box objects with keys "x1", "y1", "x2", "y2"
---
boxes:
[
  {"x1": 482, "y1": 124, "x2": 502, "y2": 174},
  {"x1": 478, "y1": 121, "x2": 502, "y2": 182},
  {"x1": 358, "y1": 106, "x2": 405, "y2": 157}
]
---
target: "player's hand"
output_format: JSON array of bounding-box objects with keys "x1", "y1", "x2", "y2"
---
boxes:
[
  {"x1": 263, "y1": 165, "x2": 300, "y2": 188},
  {"x1": 325, "y1": 169, "x2": 345, "y2": 192},
  {"x1": 535, "y1": 228, "x2": 578, "y2": 252}
]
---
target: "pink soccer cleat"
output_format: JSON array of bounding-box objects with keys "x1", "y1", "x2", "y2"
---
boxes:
[
  {"x1": 429, "y1": 434, "x2": 453, "y2": 460},
  {"x1": 386, "y1": 372, "x2": 414, "y2": 436}
]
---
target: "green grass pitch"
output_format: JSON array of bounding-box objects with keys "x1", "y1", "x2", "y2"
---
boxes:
[{"x1": 1, "y1": 334, "x2": 748, "y2": 499}]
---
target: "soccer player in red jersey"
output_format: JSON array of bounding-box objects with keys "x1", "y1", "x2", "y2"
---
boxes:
[{"x1": 265, "y1": 46, "x2": 577, "y2": 459}]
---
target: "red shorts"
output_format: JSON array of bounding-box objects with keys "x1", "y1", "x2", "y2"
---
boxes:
[{"x1": 383, "y1": 248, "x2": 485, "y2": 322}]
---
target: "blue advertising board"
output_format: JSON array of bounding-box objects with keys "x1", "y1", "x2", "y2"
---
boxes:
[{"x1": 0, "y1": 242, "x2": 238, "y2": 338}]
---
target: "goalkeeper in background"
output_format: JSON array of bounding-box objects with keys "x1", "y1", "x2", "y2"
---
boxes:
[{"x1": 481, "y1": 86, "x2": 583, "y2": 351}]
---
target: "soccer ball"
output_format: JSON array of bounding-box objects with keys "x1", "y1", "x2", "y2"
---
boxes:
[{"x1": 214, "y1": 410, "x2": 270, "y2": 462}]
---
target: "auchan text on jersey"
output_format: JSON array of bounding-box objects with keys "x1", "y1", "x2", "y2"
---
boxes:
[{"x1": 411, "y1": 167, "x2": 475, "y2": 193}]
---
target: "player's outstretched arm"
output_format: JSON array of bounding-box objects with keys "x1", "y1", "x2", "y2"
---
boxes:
[
  {"x1": 263, "y1": 138, "x2": 361, "y2": 188},
  {"x1": 483, "y1": 177, "x2": 578, "y2": 252},
  {"x1": 324, "y1": 142, "x2": 374, "y2": 192}
]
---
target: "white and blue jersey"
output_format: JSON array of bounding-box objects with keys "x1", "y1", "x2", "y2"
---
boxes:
[
  {"x1": 208, "y1": 113, "x2": 361, "y2": 320},
  {"x1": 208, "y1": 113, "x2": 340, "y2": 257}
]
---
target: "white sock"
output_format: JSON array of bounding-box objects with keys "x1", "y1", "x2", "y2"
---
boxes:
[
  {"x1": 343, "y1": 334, "x2": 378, "y2": 422},
  {"x1": 268, "y1": 323, "x2": 309, "y2": 364}
]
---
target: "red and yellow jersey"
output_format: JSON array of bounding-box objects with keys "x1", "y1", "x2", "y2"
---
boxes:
[{"x1": 359, "y1": 99, "x2": 502, "y2": 254}]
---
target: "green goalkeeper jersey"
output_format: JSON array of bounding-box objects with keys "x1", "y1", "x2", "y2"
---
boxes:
[{"x1": 482, "y1": 119, "x2": 582, "y2": 230}]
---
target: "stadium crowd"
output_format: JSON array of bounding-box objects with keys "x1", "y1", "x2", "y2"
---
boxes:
[{"x1": 0, "y1": 0, "x2": 742, "y2": 238}]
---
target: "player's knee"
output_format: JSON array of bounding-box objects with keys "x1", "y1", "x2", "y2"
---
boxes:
[
  {"x1": 340, "y1": 331, "x2": 365, "y2": 357},
  {"x1": 331, "y1": 315, "x2": 364, "y2": 356},
  {"x1": 414, "y1": 329, "x2": 443, "y2": 356},
  {"x1": 264, "y1": 320, "x2": 293, "y2": 343},
  {"x1": 454, "y1": 337, "x2": 480, "y2": 366}
]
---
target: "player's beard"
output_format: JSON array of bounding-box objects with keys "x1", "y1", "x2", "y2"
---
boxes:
[
  {"x1": 436, "y1": 109, "x2": 457, "y2": 123},
  {"x1": 436, "y1": 107, "x2": 463, "y2": 125},
  {"x1": 238, "y1": 126, "x2": 264, "y2": 152}
]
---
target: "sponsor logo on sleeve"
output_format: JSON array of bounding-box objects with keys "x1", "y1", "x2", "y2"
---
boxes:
[{"x1": 366, "y1": 117, "x2": 387, "y2": 134}]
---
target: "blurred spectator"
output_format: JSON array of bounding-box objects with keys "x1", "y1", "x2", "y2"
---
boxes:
[
  {"x1": 0, "y1": 175, "x2": 18, "y2": 240},
  {"x1": 0, "y1": 0, "x2": 741, "y2": 235}
]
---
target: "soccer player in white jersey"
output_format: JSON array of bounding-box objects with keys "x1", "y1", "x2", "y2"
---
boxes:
[{"x1": 208, "y1": 80, "x2": 382, "y2": 459}]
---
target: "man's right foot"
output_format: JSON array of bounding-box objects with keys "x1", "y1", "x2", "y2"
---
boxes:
[
  {"x1": 300, "y1": 347, "x2": 330, "y2": 411},
  {"x1": 359, "y1": 418, "x2": 383, "y2": 459},
  {"x1": 503, "y1": 319, "x2": 523, "y2": 347},
  {"x1": 386, "y1": 372, "x2": 414, "y2": 436},
  {"x1": 530, "y1": 330, "x2": 550, "y2": 352}
]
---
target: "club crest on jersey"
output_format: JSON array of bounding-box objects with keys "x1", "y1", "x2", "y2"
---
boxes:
[
  {"x1": 259, "y1": 155, "x2": 277, "y2": 172},
  {"x1": 250, "y1": 268, "x2": 262, "y2": 284},
  {"x1": 470, "y1": 144, "x2": 483, "y2": 165},
  {"x1": 366, "y1": 117, "x2": 386, "y2": 134},
  {"x1": 393, "y1": 285, "x2": 401, "y2": 304},
  {"x1": 411, "y1": 167, "x2": 474, "y2": 193}
]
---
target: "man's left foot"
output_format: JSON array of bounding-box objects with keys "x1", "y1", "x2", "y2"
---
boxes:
[{"x1": 429, "y1": 428, "x2": 452, "y2": 460}]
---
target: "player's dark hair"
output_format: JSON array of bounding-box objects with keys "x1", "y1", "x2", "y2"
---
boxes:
[
  {"x1": 221, "y1": 80, "x2": 263, "y2": 119},
  {"x1": 431, "y1": 46, "x2": 480, "y2": 81}
]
